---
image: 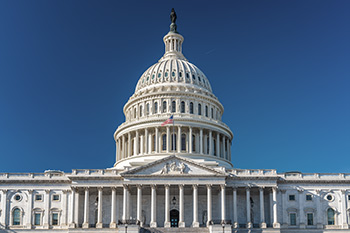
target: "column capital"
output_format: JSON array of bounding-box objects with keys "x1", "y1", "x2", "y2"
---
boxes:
[
  {"x1": 164, "y1": 184, "x2": 170, "y2": 189},
  {"x1": 136, "y1": 184, "x2": 143, "y2": 189},
  {"x1": 206, "y1": 184, "x2": 212, "y2": 189},
  {"x1": 315, "y1": 189, "x2": 322, "y2": 194},
  {"x1": 272, "y1": 187, "x2": 278, "y2": 192},
  {"x1": 62, "y1": 189, "x2": 70, "y2": 194},
  {"x1": 97, "y1": 187, "x2": 103, "y2": 192},
  {"x1": 28, "y1": 189, "x2": 34, "y2": 194},
  {"x1": 1, "y1": 189, "x2": 8, "y2": 194},
  {"x1": 341, "y1": 189, "x2": 347, "y2": 194},
  {"x1": 151, "y1": 184, "x2": 157, "y2": 189},
  {"x1": 192, "y1": 184, "x2": 198, "y2": 189},
  {"x1": 45, "y1": 189, "x2": 51, "y2": 194},
  {"x1": 123, "y1": 184, "x2": 128, "y2": 189},
  {"x1": 220, "y1": 184, "x2": 226, "y2": 189},
  {"x1": 111, "y1": 186, "x2": 117, "y2": 191},
  {"x1": 280, "y1": 189, "x2": 286, "y2": 194},
  {"x1": 84, "y1": 187, "x2": 89, "y2": 191},
  {"x1": 178, "y1": 184, "x2": 184, "y2": 189}
]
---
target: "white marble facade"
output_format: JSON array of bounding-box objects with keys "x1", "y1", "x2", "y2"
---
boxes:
[{"x1": 0, "y1": 10, "x2": 349, "y2": 233}]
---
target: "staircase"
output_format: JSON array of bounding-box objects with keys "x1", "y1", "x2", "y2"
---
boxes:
[{"x1": 140, "y1": 227, "x2": 209, "y2": 233}]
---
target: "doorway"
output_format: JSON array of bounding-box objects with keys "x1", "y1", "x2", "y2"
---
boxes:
[{"x1": 170, "y1": 209, "x2": 179, "y2": 227}]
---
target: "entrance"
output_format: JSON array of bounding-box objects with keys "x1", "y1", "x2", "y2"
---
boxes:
[{"x1": 170, "y1": 209, "x2": 179, "y2": 227}]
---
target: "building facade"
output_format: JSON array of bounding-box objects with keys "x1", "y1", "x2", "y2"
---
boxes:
[{"x1": 1, "y1": 10, "x2": 349, "y2": 233}]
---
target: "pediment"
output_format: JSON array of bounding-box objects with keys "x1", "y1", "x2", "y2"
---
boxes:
[{"x1": 121, "y1": 155, "x2": 225, "y2": 177}]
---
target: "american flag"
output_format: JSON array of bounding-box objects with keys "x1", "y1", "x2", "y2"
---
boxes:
[{"x1": 161, "y1": 115, "x2": 174, "y2": 126}]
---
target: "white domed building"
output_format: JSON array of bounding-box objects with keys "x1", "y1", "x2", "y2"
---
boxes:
[{"x1": 0, "y1": 9, "x2": 350, "y2": 233}]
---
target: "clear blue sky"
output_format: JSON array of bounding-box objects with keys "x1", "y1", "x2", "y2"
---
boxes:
[{"x1": 0, "y1": 0, "x2": 349, "y2": 173}]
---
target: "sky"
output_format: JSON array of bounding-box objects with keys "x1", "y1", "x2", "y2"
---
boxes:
[{"x1": 0, "y1": 0, "x2": 349, "y2": 174}]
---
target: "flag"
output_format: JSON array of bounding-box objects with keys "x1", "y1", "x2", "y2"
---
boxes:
[{"x1": 161, "y1": 115, "x2": 174, "y2": 126}]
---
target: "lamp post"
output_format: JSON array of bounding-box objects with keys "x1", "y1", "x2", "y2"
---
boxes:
[
  {"x1": 222, "y1": 222, "x2": 225, "y2": 233},
  {"x1": 125, "y1": 223, "x2": 128, "y2": 233}
]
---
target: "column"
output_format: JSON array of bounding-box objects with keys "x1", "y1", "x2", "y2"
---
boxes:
[
  {"x1": 221, "y1": 185, "x2": 226, "y2": 223},
  {"x1": 137, "y1": 185, "x2": 142, "y2": 226},
  {"x1": 69, "y1": 188, "x2": 76, "y2": 228},
  {"x1": 0, "y1": 190, "x2": 7, "y2": 228},
  {"x1": 62, "y1": 190, "x2": 68, "y2": 227},
  {"x1": 315, "y1": 190, "x2": 323, "y2": 228},
  {"x1": 150, "y1": 185, "x2": 157, "y2": 227},
  {"x1": 166, "y1": 126, "x2": 170, "y2": 153},
  {"x1": 177, "y1": 126, "x2": 181, "y2": 153},
  {"x1": 128, "y1": 133, "x2": 131, "y2": 157},
  {"x1": 145, "y1": 128, "x2": 148, "y2": 154},
  {"x1": 259, "y1": 188, "x2": 266, "y2": 228},
  {"x1": 200, "y1": 129, "x2": 203, "y2": 154},
  {"x1": 140, "y1": 134, "x2": 144, "y2": 154},
  {"x1": 192, "y1": 185, "x2": 199, "y2": 227},
  {"x1": 232, "y1": 188, "x2": 238, "y2": 228},
  {"x1": 118, "y1": 139, "x2": 121, "y2": 160},
  {"x1": 189, "y1": 127, "x2": 193, "y2": 153},
  {"x1": 74, "y1": 190, "x2": 80, "y2": 227},
  {"x1": 43, "y1": 189, "x2": 50, "y2": 229},
  {"x1": 179, "y1": 185, "x2": 185, "y2": 227},
  {"x1": 122, "y1": 135, "x2": 125, "y2": 159},
  {"x1": 223, "y1": 136, "x2": 226, "y2": 159},
  {"x1": 134, "y1": 131, "x2": 139, "y2": 155},
  {"x1": 216, "y1": 133, "x2": 220, "y2": 157},
  {"x1": 341, "y1": 190, "x2": 349, "y2": 229},
  {"x1": 228, "y1": 140, "x2": 231, "y2": 161},
  {"x1": 164, "y1": 185, "x2": 170, "y2": 227},
  {"x1": 246, "y1": 188, "x2": 252, "y2": 228},
  {"x1": 96, "y1": 188, "x2": 103, "y2": 228},
  {"x1": 155, "y1": 127, "x2": 159, "y2": 153},
  {"x1": 26, "y1": 190, "x2": 33, "y2": 228},
  {"x1": 272, "y1": 187, "x2": 280, "y2": 228},
  {"x1": 207, "y1": 185, "x2": 212, "y2": 226},
  {"x1": 82, "y1": 188, "x2": 89, "y2": 228},
  {"x1": 148, "y1": 131, "x2": 152, "y2": 154},
  {"x1": 281, "y1": 189, "x2": 287, "y2": 226},
  {"x1": 226, "y1": 139, "x2": 230, "y2": 160},
  {"x1": 209, "y1": 131, "x2": 213, "y2": 155},
  {"x1": 122, "y1": 185, "x2": 128, "y2": 223},
  {"x1": 110, "y1": 187, "x2": 117, "y2": 228},
  {"x1": 116, "y1": 141, "x2": 119, "y2": 162},
  {"x1": 298, "y1": 189, "x2": 305, "y2": 228}
]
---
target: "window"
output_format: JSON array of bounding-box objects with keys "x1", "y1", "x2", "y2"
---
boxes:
[
  {"x1": 290, "y1": 213, "x2": 296, "y2": 226},
  {"x1": 34, "y1": 213, "x2": 41, "y2": 226},
  {"x1": 172, "y1": 71, "x2": 175, "y2": 77},
  {"x1": 189, "y1": 102, "x2": 194, "y2": 114},
  {"x1": 207, "y1": 137, "x2": 209, "y2": 154},
  {"x1": 139, "y1": 105, "x2": 143, "y2": 117},
  {"x1": 152, "y1": 134, "x2": 156, "y2": 152},
  {"x1": 52, "y1": 213, "x2": 59, "y2": 225},
  {"x1": 12, "y1": 208, "x2": 21, "y2": 225},
  {"x1": 211, "y1": 108, "x2": 214, "y2": 118},
  {"x1": 192, "y1": 134, "x2": 196, "y2": 152},
  {"x1": 327, "y1": 208, "x2": 335, "y2": 225},
  {"x1": 348, "y1": 195, "x2": 350, "y2": 201},
  {"x1": 205, "y1": 106, "x2": 208, "y2": 117},
  {"x1": 171, "y1": 134, "x2": 177, "y2": 151},
  {"x1": 198, "y1": 104, "x2": 202, "y2": 115},
  {"x1": 163, "y1": 101, "x2": 167, "y2": 113},
  {"x1": 34, "y1": 194, "x2": 42, "y2": 201},
  {"x1": 14, "y1": 195, "x2": 21, "y2": 201},
  {"x1": 134, "y1": 108, "x2": 136, "y2": 118},
  {"x1": 180, "y1": 101, "x2": 185, "y2": 113},
  {"x1": 179, "y1": 72, "x2": 182, "y2": 77},
  {"x1": 162, "y1": 134, "x2": 166, "y2": 151},
  {"x1": 326, "y1": 194, "x2": 333, "y2": 201},
  {"x1": 171, "y1": 101, "x2": 176, "y2": 113},
  {"x1": 52, "y1": 194, "x2": 60, "y2": 201},
  {"x1": 181, "y1": 134, "x2": 186, "y2": 151},
  {"x1": 213, "y1": 139, "x2": 216, "y2": 156},
  {"x1": 289, "y1": 195, "x2": 296, "y2": 201},
  {"x1": 146, "y1": 103, "x2": 150, "y2": 115},
  {"x1": 154, "y1": 102, "x2": 158, "y2": 114},
  {"x1": 165, "y1": 72, "x2": 168, "y2": 77},
  {"x1": 306, "y1": 194, "x2": 312, "y2": 201},
  {"x1": 307, "y1": 213, "x2": 314, "y2": 225}
]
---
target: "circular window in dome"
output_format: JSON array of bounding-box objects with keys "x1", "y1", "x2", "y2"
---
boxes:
[
  {"x1": 179, "y1": 72, "x2": 182, "y2": 77},
  {"x1": 147, "y1": 76, "x2": 149, "y2": 81},
  {"x1": 152, "y1": 74, "x2": 155, "y2": 79},
  {"x1": 326, "y1": 194, "x2": 334, "y2": 201},
  {"x1": 192, "y1": 75, "x2": 196, "y2": 80},
  {"x1": 14, "y1": 194, "x2": 22, "y2": 201},
  {"x1": 198, "y1": 76, "x2": 201, "y2": 82},
  {"x1": 157, "y1": 73, "x2": 161, "y2": 78},
  {"x1": 186, "y1": 73, "x2": 189, "y2": 78}
]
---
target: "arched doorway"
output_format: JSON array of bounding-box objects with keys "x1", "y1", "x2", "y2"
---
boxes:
[{"x1": 170, "y1": 209, "x2": 179, "y2": 227}]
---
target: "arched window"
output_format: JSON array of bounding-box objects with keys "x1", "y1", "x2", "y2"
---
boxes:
[
  {"x1": 198, "y1": 104, "x2": 202, "y2": 115},
  {"x1": 134, "y1": 108, "x2": 136, "y2": 118},
  {"x1": 192, "y1": 134, "x2": 196, "y2": 152},
  {"x1": 171, "y1": 101, "x2": 176, "y2": 113},
  {"x1": 190, "y1": 102, "x2": 194, "y2": 114},
  {"x1": 213, "y1": 139, "x2": 216, "y2": 156},
  {"x1": 146, "y1": 103, "x2": 150, "y2": 115},
  {"x1": 327, "y1": 208, "x2": 335, "y2": 225},
  {"x1": 171, "y1": 133, "x2": 177, "y2": 151},
  {"x1": 181, "y1": 134, "x2": 186, "y2": 151},
  {"x1": 13, "y1": 208, "x2": 21, "y2": 225},
  {"x1": 180, "y1": 101, "x2": 185, "y2": 113},
  {"x1": 205, "y1": 105, "x2": 208, "y2": 117},
  {"x1": 211, "y1": 108, "x2": 214, "y2": 119},
  {"x1": 154, "y1": 102, "x2": 158, "y2": 114},
  {"x1": 139, "y1": 105, "x2": 143, "y2": 117},
  {"x1": 162, "y1": 134, "x2": 167, "y2": 151},
  {"x1": 163, "y1": 101, "x2": 167, "y2": 113},
  {"x1": 152, "y1": 134, "x2": 156, "y2": 152}
]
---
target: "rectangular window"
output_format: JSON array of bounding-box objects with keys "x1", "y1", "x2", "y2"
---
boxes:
[
  {"x1": 34, "y1": 213, "x2": 41, "y2": 226},
  {"x1": 52, "y1": 194, "x2": 60, "y2": 201},
  {"x1": 348, "y1": 195, "x2": 350, "y2": 201},
  {"x1": 52, "y1": 213, "x2": 58, "y2": 225},
  {"x1": 290, "y1": 213, "x2": 296, "y2": 226},
  {"x1": 35, "y1": 194, "x2": 42, "y2": 201},
  {"x1": 289, "y1": 195, "x2": 295, "y2": 201},
  {"x1": 306, "y1": 194, "x2": 312, "y2": 201},
  {"x1": 307, "y1": 213, "x2": 314, "y2": 225}
]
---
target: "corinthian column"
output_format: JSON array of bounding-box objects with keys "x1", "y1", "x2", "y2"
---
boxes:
[
  {"x1": 164, "y1": 185, "x2": 170, "y2": 227},
  {"x1": 272, "y1": 187, "x2": 280, "y2": 228},
  {"x1": 200, "y1": 128, "x2": 203, "y2": 154},
  {"x1": 259, "y1": 187, "x2": 266, "y2": 228},
  {"x1": 189, "y1": 127, "x2": 193, "y2": 153},
  {"x1": 96, "y1": 188, "x2": 103, "y2": 228},
  {"x1": 137, "y1": 185, "x2": 142, "y2": 226},
  {"x1": 150, "y1": 185, "x2": 157, "y2": 227},
  {"x1": 221, "y1": 185, "x2": 226, "y2": 223},
  {"x1": 246, "y1": 188, "x2": 252, "y2": 228},
  {"x1": 177, "y1": 126, "x2": 181, "y2": 153},
  {"x1": 179, "y1": 185, "x2": 185, "y2": 227},
  {"x1": 122, "y1": 185, "x2": 128, "y2": 223},
  {"x1": 192, "y1": 185, "x2": 199, "y2": 227},
  {"x1": 207, "y1": 185, "x2": 212, "y2": 226},
  {"x1": 82, "y1": 188, "x2": 89, "y2": 228},
  {"x1": 110, "y1": 187, "x2": 117, "y2": 228},
  {"x1": 232, "y1": 188, "x2": 238, "y2": 228}
]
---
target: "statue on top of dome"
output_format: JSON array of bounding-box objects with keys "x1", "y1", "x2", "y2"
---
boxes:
[{"x1": 170, "y1": 8, "x2": 178, "y2": 33}]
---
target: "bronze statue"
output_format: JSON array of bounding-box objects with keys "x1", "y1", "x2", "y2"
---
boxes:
[{"x1": 170, "y1": 8, "x2": 177, "y2": 24}]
